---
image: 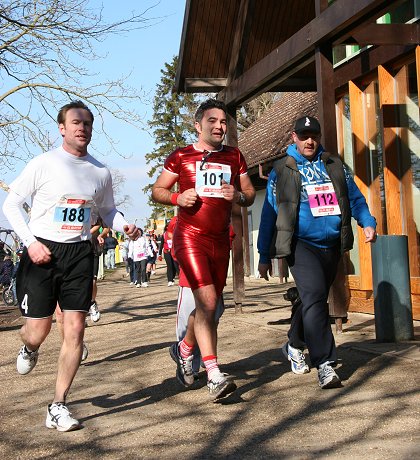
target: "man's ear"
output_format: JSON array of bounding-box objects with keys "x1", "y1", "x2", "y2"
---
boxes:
[{"x1": 195, "y1": 121, "x2": 202, "y2": 134}]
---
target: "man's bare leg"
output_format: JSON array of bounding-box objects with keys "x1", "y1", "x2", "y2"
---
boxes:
[
  {"x1": 53, "y1": 311, "x2": 85, "y2": 403},
  {"x1": 191, "y1": 284, "x2": 236, "y2": 397},
  {"x1": 55, "y1": 305, "x2": 64, "y2": 340},
  {"x1": 192, "y1": 284, "x2": 218, "y2": 357},
  {"x1": 20, "y1": 317, "x2": 52, "y2": 351},
  {"x1": 183, "y1": 311, "x2": 197, "y2": 346}
]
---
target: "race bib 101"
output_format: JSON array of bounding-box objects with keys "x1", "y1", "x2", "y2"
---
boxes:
[
  {"x1": 195, "y1": 161, "x2": 232, "y2": 197},
  {"x1": 306, "y1": 183, "x2": 341, "y2": 217}
]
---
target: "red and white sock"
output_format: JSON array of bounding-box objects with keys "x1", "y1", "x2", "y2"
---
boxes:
[
  {"x1": 179, "y1": 338, "x2": 194, "y2": 359},
  {"x1": 203, "y1": 355, "x2": 222, "y2": 381}
]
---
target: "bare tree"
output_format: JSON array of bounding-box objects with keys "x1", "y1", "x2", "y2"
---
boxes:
[
  {"x1": 237, "y1": 93, "x2": 282, "y2": 132},
  {"x1": 0, "y1": 0, "x2": 159, "y2": 169},
  {"x1": 109, "y1": 168, "x2": 130, "y2": 210}
]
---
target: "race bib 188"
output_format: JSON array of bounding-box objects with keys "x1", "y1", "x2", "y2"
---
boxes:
[{"x1": 53, "y1": 196, "x2": 93, "y2": 234}]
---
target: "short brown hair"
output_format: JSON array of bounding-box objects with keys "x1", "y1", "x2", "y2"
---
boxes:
[
  {"x1": 194, "y1": 99, "x2": 227, "y2": 123},
  {"x1": 57, "y1": 100, "x2": 94, "y2": 125}
]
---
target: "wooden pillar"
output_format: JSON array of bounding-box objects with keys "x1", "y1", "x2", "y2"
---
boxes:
[
  {"x1": 348, "y1": 81, "x2": 375, "y2": 290},
  {"x1": 226, "y1": 106, "x2": 245, "y2": 313},
  {"x1": 315, "y1": 0, "x2": 329, "y2": 15},
  {"x1": 315, "y1": 0, "x2": 337, "y2": 153},
  {"x1": 315, "y1": 0, "x2": 343, "y2": 326},
  {"x1": 378, "y1": 64, "x2": 418, "y2": 277},
  {"x1": 242, "y1": 206, "x2": 251, "y2": 276},
  {"x1": 315, "y1": 43, "x2": 337, "y2": 153}
]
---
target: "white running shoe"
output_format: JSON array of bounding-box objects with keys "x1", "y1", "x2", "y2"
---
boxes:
[
  {"x1": 81, "y1": 343, "x2": 89, "y2": 362},
  {"x1": 46, "y1": 402, "x2": 80, "y2": 432},
  {"x1": 282, "y1": 342, "x2": 310, "y2": 374},
  {"x1": 207, "y1": 372, "x2": 237, "y2": 401},
  {"x1": 141, "y1": 282, "x2": 148, "y2": 288},
  {"x1": 89, "y1": 302, "x2": 101, "y2": 322},
  {"x1": 151, "y1": 270, "x2": 156, "y2": 275},
  {"x1": 318, "y1": 362, "x2": 341, "y2": 389},
  {"x1": 17, "y1": 345, "x2": 39, "y2": 375},
  {"x1": 168, "y1": 281, "x2": 174, "y2": 287}
]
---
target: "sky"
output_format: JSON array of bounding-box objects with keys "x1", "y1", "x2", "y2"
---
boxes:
[{"x1": 0, "y1": 0, "x2": 186, "y2": 235}]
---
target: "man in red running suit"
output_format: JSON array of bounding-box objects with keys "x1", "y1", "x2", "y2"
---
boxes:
[{"x1": 152, "y1": 99, "x2": 255, "y2": 400}]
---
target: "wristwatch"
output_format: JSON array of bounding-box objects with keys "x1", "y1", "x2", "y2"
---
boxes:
[{"x1": 237, "y1": 192, "x2": 246, "y2": 205}]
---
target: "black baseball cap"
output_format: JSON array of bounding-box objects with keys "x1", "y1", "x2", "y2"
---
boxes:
[{"x1": 294, "y1": 116, "x2": 321, "y2": 134}]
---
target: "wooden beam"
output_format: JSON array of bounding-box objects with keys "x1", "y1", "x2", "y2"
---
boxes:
[
  {"x1": 271, "y1": 77, "x2": 317, "y2": 92},
  {"x1": 346, "y1": 23, "x2": 420, "y2": 46},
  {"x1": 220, "y1": 0, "x2": 393, "y2": 106},
  {"x1": 184, "y1": 78, "x2": 227, "y2": 92},
  {"x1": 174, "y1": 0, "x2": 192, "y2": 92},
  {"x1": 315, "y1": 0, "x2": 330, "y2": 16},
  {"x1": 242, "y1": 207, "x2": 250, "y2": 277},
  {"x1": 334, "y1": 44, "x2": 415, "y2": 91},
  {"x1": 417, "y1": 45, "x2": 420, "y2": 94},
  {"x1": 378, "y1": 65, "x2": 403, "y2": 235},
  {"x1": 394, "y1": 65, "x2": 419, "y2": 277},
  {"x1": 348, "y1": 81, "x2": 376, "y2": 289},
  {"x1": 315, "y1": 43, "x2": 337, "y2": 153},
  {"x1": 226, "y1": 107, "x2": 245, "y2": 313},
  {"x1": 227, "y1": 0, "x2": 255, "y2": 84}
]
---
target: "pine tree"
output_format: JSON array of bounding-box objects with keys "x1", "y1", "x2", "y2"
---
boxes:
[{"x1": 144, "y1": 56, "x2": 200, "y2": 218}]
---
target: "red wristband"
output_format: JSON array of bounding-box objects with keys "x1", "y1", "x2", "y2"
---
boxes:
[{"x1": 170, "y1": 193, "x2": 180, "y2": 205}]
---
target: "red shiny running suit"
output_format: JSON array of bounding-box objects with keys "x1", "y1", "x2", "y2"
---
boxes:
[{"x1": 163, "y1": 144, "x2": 247, "y2": 295}]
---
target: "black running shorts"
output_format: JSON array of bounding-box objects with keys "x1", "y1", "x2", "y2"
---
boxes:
[{"x1": 16, "y1": 237, "x2": 93, "y2": 319}]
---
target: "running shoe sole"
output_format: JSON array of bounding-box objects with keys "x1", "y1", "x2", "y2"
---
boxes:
[
  {"x1": 319, "y1": 375, "x2": 341, "y2": 389},
  {"x1": 46, "y1": 419, "x2": 81, "y2": 432}
]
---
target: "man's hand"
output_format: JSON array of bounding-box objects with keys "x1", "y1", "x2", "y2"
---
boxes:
[
  {"x1": 258, "y1": 262, "x2": 272, "y2": 281},
  {"x1": 28, "y1": 241, "x2": 52, "y2": 265},
  {"x1": 124, "y1": 224, "x2": 140, "y2": 240},
  {"x1": 177, "y1": 188, "x2": 198, "y2": 207},
  {"x1": 221, "y1": 179, "x2": 236, "y2": 202},
  {"x1": 363, "y1": 226, "x2": 377, "y2": 243},
  {"x1": 97, "y1": 235, "x2": 105, "y2": 246}
]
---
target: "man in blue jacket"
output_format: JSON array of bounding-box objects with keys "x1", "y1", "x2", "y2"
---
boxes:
[{"x1": 258, "y1": 116, "x2": 376, "y2": 389}]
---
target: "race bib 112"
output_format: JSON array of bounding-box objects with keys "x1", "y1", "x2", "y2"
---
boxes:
[{"x1": 306, "y1": 183, "x2": 341, "y2": 217}]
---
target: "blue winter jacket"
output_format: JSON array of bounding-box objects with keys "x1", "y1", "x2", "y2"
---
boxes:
[{"x1": 258, "y1": 144, "x2": 376, "y2": 264}]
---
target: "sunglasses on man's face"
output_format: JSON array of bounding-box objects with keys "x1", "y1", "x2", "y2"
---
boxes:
[{"x1": 296, "y1": 133, "x2": 321, "y2": 141}]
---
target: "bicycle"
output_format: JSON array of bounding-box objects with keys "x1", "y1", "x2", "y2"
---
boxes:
[{"x1": 2, "y1": 278, "x2": 17, "y2": 306}]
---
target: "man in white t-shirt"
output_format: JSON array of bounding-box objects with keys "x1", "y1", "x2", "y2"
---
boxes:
[{"x1": 2, "y1": 100, "x2": 139, "y2": 432}]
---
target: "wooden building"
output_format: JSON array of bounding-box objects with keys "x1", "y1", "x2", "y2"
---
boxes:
[{"x1": 175, "y1": 0, "x2": 420, "y2": 319}]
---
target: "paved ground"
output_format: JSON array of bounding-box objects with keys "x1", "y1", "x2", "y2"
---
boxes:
[{"x1": 0, "y1": 263, "x2": 419, "y2": 459}]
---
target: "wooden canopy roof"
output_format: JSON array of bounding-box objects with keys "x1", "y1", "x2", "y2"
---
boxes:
[
  {"x1": 175, "y1": 0, "x2": 418, "y2": 105},
  {"x1": 175, "y1": 0, "x2": 316, "y2": 96}
]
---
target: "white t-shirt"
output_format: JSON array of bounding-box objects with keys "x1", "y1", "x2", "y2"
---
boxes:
[
  {"x1": 132, "y1": 237, "x2": 148, "y2": 262},
  {"x1": 5, "y1": 146, "x2": 126, "y2": 245}
]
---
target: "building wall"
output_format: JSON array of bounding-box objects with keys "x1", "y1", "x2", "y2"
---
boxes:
[{"x1": 336, "y1": 48, "x2": 420, "y2": 319}]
